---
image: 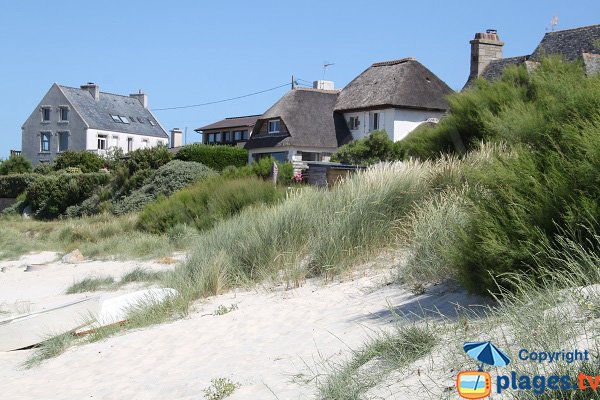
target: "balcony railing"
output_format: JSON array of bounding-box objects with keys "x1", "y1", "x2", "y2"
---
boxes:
[{"x1": 10, "y1": 150, "x2": 21, "y2": 156}]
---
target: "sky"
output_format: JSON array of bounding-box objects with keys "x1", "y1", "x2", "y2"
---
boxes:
[{"x1": 0, "y1": 0, "x2": 598, "y2": 157}]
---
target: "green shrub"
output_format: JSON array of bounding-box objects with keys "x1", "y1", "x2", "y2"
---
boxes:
[
  {"x1": 27, "y1": 173, "x2": 111, "y2": 219},
  {"x1": 241, "y1": 157, "x2": 294, "y2": 184},
  {"x1": 137, "y1": 177, "x2": 285, "y2": 234},
  {"x1": 53, "y1": 151, "x2": 104, "y2": 173},
  {"x1": 331, "y1": 130, "x2": 396, "y2": 165},
  {"x1": 0, "y1": 173, "x2": 40, "y2": 197},
  {"x1": 126, "y1": 146, "x2": 172, "y2": 172},
  {"x1": 175, "y1": 144, "x2": 247, "y2": 171},
  {"x1": 33, "y1": 163, "x2": 53, "y2": 175},
  {"x1": 110, "y1": 146, "x2": 173, "y2": 198},
  {"x1": 0, "y1": 154, "x2": 32, "y2": 175},
  {"x1": 113, "y1": 160, "x2": 216, "y2": 215}
]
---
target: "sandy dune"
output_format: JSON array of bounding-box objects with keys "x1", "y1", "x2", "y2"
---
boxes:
[{"x1": 0, "y1": 252, "x2": 486, "y2": 399}]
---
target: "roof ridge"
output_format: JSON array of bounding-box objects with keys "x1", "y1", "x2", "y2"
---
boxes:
[
  {"x1": 58, "y1": 84, "x2": 140, "y2": 100},
  {"x1": 225, "y1": 114, "x2": 262, "y2": 120},
  {"x1": 294, "y1": 87, "x2": 340, "y2": 93},
  {"x1": 371, "y1": 57, "x2": 417, "y2": 67},
  {"x1": 545, "y1": 24, "x2": 600, "y2": 35}
]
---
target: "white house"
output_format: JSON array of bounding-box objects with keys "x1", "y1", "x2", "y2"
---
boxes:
[
  {"x1": 334, "y1": 57, "x2": 453, "y2": 142},
  {"x1": 21, "y1": 83, "x2": 169, "y2": 164}
]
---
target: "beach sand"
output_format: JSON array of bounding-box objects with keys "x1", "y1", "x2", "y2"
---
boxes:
[{"x1": 0, "y1": 252, "x2": 485, "y2": 399}]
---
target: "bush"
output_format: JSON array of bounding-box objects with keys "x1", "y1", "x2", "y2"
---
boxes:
[
  {"x1": 137, "y1": 177, "x2": 285, "y2": 234},
  {"x1": 175, "y1": 144, "x2": 247, "y2": 171},
  {"x1": 27, "y1": 173, "x2": 111, "y2": 219},
  {"x1": 0, "y1": 155, "x2": 32, "y2": 175},
  {"x1": 331, "y1": 130, "x2": 396, "y2": 165},
  {"x1": 113, "y1": 160, "x2": 216, "y2": 215},
  {"x1": 0, "y1": 173, "x2": 40, "y2": 197},
  {"x1": 110, "y1": 147, "x2": 173, "y2": 198},
  {"x1": 53, "y1": 151, "x2": 104, "y2": 173},
  {"x1": 33, "y1": 163, "x2": 53, "y2": 175}
]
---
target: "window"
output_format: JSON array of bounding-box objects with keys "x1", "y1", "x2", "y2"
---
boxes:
[
  {"x1": 215, "y1": 132, "x2": 222, "y2": 142},
  {"x1": 58, "y1": 132, "x2": 69, "y2": 152},
  {"x1": 137, "y1": 117, "x2": 145, "y2": 124},
  {"x1": 372, "y1": 113, "x2": 379, "y2": 130},
  {"x1": 348, "y1": 116, "x2": 360, "y2": 130},
  {"x1": 234, "y1": 131, "x2": 242, "y2": 141},
  {"x1": 59, "y1": 107, "x2": 69, "y2": 122},
  {"x1": 97, "y1": 134, "x2": 107, "y2": 150},
  {"x1": 120, "y1": 116, "x2": 130, "y2": 124},
  {"x1": 208, "y1": 133, "x2": 215, "y2": 143},
  {"x1": 142, "y1": 139, "x2": 149, "y2": 148},
  {"x1": 127, "y1": 138, "x2": 133, "y2": 152},
  {"x1": 129, "y1": 116, "x2": 136, "y2": 123},
  {"x1": 111, "y1": 136, "x2": 119, "y2": 148},
  {"x1": 111, "y1": 115, "x2": 121, "y2": 123},
  {"x1": 223, "y1": 131, "x2": 231, "y2": 142},
  {"x1": 301, "y1": 152, "x2": 321, "y2": 162},
  {"x1": 42, "y1": 107, "x2": 51, "y2": 122},
  {"x1": 268, "y1": 119, "x2": 280, "y2": 134},
  {"x1": 253, "y1": 152, "x2": 287, "y2": 163},
  {"x1": 40, "y1": 132, "x2": 51, "y2": 152},
  {"x1": 242, "y1": 130, "x2": 249, "y2": 140},
  {"x1": 148, "y1": 119, "x2": 155, "y2": 126}
]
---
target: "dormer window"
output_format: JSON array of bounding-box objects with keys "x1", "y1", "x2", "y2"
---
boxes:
[
  {"x1": 41, "y1": 107, "x2": 51, "y2": 122},
  {"x1": 268, "y1": 119, "x2": 280, "y2": 134},
  {"x1": 59, "y1": 106, "x2": 69, "y2": 122}
]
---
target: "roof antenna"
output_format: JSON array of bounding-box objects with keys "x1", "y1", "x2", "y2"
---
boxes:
[
  {"x1": 550, "y1": 16, "x2": 559, "y2": 31},
  {"x1": 323, "y1": 62, "x2": 335, "y2": 80}
]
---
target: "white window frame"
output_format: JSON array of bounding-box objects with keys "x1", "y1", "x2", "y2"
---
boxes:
[
  {"x1": 97, "y1": 134, "x2": 107, "y2": 150},
  {"x1": 127, "y1": 137, "x2": 134, "y2": 152},
  {"x1": 111, "y1": 136, "x2": 119, "y2": 149},
  {"x1": 40, "y1": 131, "x2": 51, "y2": 152},
  {"x1": 141, "y1": 139, "x2": 149, "y2": 148},
  {"x1": 268, "y1": 119, "x2": 281, "y2": 134}
]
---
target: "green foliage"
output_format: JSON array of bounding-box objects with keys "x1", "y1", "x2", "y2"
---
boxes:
[
  {"x1": 0, "y1": 154, "x2": 32, "y2": 175},
  {"x1": 137, "y1": 177, "x2": 284, "y2": 234},
  {"x1": 331, "y1": 130, "x2": 396, "y2": 165},
  {"x1": 32, "y1": 163, "x2": 53, "y2": 175},
  {"x1": 394, "y1": 122, "x2": 456, "y2": 160},
  {"x1": 27, "y1": 173, "x2": 111, "y2": 219},
  {"x1": 175, "y1": 144, "x2": 248, "y2": 171},
  {"x1": 113, "y1": 160, "x2": 216, "y2": 215},
  {"x1": 126, "y1": 146, "x2": 172, "y2": 172},
  {"x1": 224, "y1": 157, "x2": 294, "y2": 184},
  {"x1": 53, "y1": 151, "x2": 104, "y2": 173},
  {"x1": 0, "y1": 173, "x2": 40, "y2": 197},
  {"x1": 65, "y1": 276, "x2": 115, "y2": 294},
  {"x1": 203, "y1": 378, "x2": 240, "y2": 400}
]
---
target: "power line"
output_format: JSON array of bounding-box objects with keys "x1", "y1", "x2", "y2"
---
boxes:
[{"x1": 152, "y1": 82, "x2": 290, "y2": 111}]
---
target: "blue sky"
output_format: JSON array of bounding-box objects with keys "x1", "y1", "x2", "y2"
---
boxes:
[{"x1": 0, "y1": 0, "x2": 598, "y2": 157}]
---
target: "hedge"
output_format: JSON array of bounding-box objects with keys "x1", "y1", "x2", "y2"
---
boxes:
[
  {"x1": 27, "y1": 172, "x2": 111, "y2": 219},
  {"x1": 53, "y1": 151, "x2": 105, "y2": 173},
  {"x1": 0, "y1": 174, "x2": 40, "y2": 198},
  {"x1": 175, "y1": 144, "x2": 248, "y2": 171}
]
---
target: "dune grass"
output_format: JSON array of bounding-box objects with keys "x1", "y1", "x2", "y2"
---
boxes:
[
  {"x1": 317, "y1": 324, "x2": 436, "y2": 400},
  {"x1": 22, "y1": 332, "x2": 75, "y2": 369},
  {"x1": 0, "y1": 213, "x2": 199, "y2": 262},
  {"x1": 65, "y1": 268, "x2": 166, "y2": 294},
  {"x1": 65, "y1": 276, "x2": 115, "y2": 294}
]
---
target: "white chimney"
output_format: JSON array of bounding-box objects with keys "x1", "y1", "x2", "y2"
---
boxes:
[
  {"x1": 130, "y1": 90, "x2": 148, "y2": 108},
  {"x1": 170, "y1": 128, "x2": 183, "y2": 148},
  {"x1": 313, "y1": 80, "x2": 335, "y2": 90},
  {"x1": 81, "y1": 82, "x2": 100, "y2": 101}
]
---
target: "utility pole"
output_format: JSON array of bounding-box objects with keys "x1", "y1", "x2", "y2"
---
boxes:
[
  {"x1": 291, "y1": 74, "x2": 296, "y2": 90},
  {"x1": 184, "y1": 127, "x2": 188, "y2": 145}
]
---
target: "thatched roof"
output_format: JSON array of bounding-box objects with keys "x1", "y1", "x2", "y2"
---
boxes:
[
  {"x1": 245, "y1": 88, "x2": 351, "y2": 150},
  {"x1": 334, "y1": 58, "x2": 454, "y2": 112}
]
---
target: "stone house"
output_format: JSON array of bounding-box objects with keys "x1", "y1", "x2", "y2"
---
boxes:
[
  {"x1": 21, "y1": 83, "x2": 169, "y2": 164},
  {"x1": 465, "y1": 25, "x2": 600, "y2": 88}
]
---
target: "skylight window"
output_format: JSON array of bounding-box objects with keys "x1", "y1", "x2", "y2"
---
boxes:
[
  {"x1": 137, "y1": 117, "x2": 145, "y2": 124},
  {"x1": 148, "y1": 119, "x2": 155, "y2": 126},
  {"x1": 120, "y1": 116, "x2": 130, "y2": 124},
  {"x1": 111, "y1": 115, "x2": 121, "y2": 123}
]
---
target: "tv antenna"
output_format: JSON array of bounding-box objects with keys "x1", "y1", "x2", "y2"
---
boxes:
[
  {"x1": 550, "y1": 16, "x2": 559, "y2": 31},
  {"x1": 323, "y1": 62, "x2": 335, "y2": 80}
]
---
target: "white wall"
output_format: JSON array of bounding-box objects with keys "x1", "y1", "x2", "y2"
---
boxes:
[
  {"x1": 342, "y1": 108, "x2": 445, "y2": 142},
  {"x1": 86, "y1": 129, "x2": 168, "y2": 153}
]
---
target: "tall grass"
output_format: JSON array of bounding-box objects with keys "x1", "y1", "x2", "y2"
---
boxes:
[{"x1": 0, "y1": 213, "x2": 199, "y2": 261}]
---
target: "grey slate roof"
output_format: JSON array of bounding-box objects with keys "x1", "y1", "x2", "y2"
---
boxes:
[
  {"x1": 334, "y1": 58, "x2": 454, "y2": 112},
  {"x1": 530, "y1": 25, "x2": 600, "y2": 62},
  {"x1": 58, "y1": 85, "x2": 168, "y2": 138},
  {"x1": 476, "y1": 24, "x2": 600, "y2": 85},
  {"x1": 245, "y1": 88, "x2": 352, "y2": 150},
  {"x1": 195, "y1": 115, "x2": 259, "y2": 132}
]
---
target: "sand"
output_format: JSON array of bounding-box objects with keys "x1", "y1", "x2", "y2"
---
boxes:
[{"x1": 0, "y1": 252, "x2": 487, "y2": 399}]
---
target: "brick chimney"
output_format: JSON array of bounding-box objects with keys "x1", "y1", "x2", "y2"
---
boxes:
[
  {"x1": 469, "y1": 29, "x2": 504, "y2": 81},
  {"x1": 170, "y1": 128, "x2": 183, "y2": 148},
  {"x1": 130, "y1": 90, "x2": 148, "y2": 108},
  {"x1": 81, "y1": 82, "x2": 100, "y2": 101}
]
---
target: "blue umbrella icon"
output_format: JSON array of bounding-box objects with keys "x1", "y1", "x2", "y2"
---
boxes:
[{"x1": 464, "y1": 341, "x2": 511, "y2": 369}]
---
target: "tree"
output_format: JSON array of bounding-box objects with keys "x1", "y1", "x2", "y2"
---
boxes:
[
  {"x1": 0, "y1": 154, "x2": 32, "y2": 175},
  {"x1": 331, "y1": 130, "x2": 396, "y2": 165}
]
